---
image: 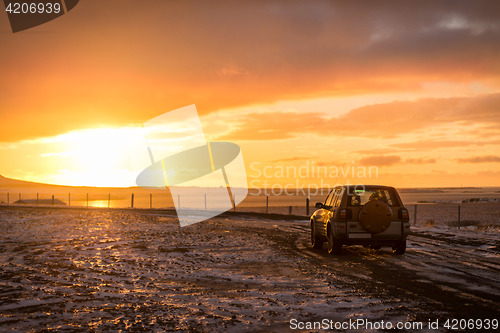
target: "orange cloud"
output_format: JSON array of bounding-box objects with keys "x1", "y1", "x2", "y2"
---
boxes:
[
  {"x1": 455, "y1": 155, "x2": 500, "y2": 163},
  {"x1": 392, "y1": 139, "x2": 500, "y2": 150},
  {"x1": 404, "y1": 158, "x2": 436, "y2": 164},
  {"x1": 216, "y1": 112, "x2": 325, "y2": 141},
  {"x1": 316, "y1": 161, "x2": 348, "y2": 167},
  {"x1": 359, "y1": 155, "x2": 402, "y2": 167},
  {"x1": 268, "y1": 156, "x2": 317, "y2": 163},
  {"x1": 357, "y1": 155, "x2": 436, "y2": 167},
  {"x1": 218, "y1": 93, "x2": 500, "y2": 141},
  {"x1": 355, "y1": 149, "x2": 404, "y2": 155}
]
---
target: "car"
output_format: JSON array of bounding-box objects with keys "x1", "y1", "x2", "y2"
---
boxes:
[{"x1": 310, "y1": 185, "x2": 410, "y2": 254}]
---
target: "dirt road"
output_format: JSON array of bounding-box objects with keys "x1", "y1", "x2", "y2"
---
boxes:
[
  {"x1": 0, "y1": 206, "x2": 499, "y2": 332},
  {"x1": 285, "y1": 223, "x2": 500, "y2": 323}
]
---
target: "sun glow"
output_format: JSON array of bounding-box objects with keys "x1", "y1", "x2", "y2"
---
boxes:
[
  {"x1": 2, "y1": 127, "x2": 142, "y2": 187},
  {"x1": 67, "y1": 128, "x2": 132, "y2": 172}
]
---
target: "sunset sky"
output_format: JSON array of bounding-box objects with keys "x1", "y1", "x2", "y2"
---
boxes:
[{"x1": 1, "y1": 1, "x2": 500, "y2": 188}]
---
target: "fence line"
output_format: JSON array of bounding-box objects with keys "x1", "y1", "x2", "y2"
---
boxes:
[
  {"x1": 0, "y1": 192, "x2": 312, "y2": 213},
  {"x1": 0, "y1": 192, "x2": 499, "y2": 225}
]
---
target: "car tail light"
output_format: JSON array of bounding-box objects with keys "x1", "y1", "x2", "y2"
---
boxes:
[
  {"x1": 339, "y1": 209, "x2": 352, "y2": 219},
  {"x1": 398, "y1": 208, "x2": 409, "y2": 220}
]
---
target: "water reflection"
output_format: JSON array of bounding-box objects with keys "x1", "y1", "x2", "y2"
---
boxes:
[{"x1": 88, "y1": 200, "x2": 110, "y2": 208}]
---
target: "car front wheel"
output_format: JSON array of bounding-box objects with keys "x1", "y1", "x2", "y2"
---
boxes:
[
  {"x1": 393, "y1": 240, "x2": 406, "y2": 254},
  {"x1": 327, "y1": 223, "x2": 342, "y2": 255}
]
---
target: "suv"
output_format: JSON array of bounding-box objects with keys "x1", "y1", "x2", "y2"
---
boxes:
[{"x1": 310, "y1": 185, "x2": 410, "y2": 254}]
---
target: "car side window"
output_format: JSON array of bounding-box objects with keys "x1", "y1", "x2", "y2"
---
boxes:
[
  {"x1": 328, "y1": 189, "x2": 340, "y2": 207},
  {"x1": 324, "y1": 190, "x2": 334, "y2": 207},
  {"x1": 325, "y1": 190, "x2": 335, "y2": 207},
  {"x1": 333, "y1": 189, "x2": 344, "y2": 207}
]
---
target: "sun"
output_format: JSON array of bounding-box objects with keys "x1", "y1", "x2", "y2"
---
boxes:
[{"x1": 40, "y1": 127, "x2": 138, "y2": 187}]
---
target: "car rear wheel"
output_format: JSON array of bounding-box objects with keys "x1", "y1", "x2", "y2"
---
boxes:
[
  {"x1": 393, "y1": 240, "x2": 406, "y2": 254},
  {"x1": 311, "y1": 221, "x2": 323, "y2": 249},
  {"x1": 327, "y1": 223, "x2": 342, "y2": 255}
]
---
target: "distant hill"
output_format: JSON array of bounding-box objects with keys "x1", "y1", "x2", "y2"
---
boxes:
[
  {"x1": 0, "y1": 175, "x2": 62, "y2": 188},
  {"x1": 0, "y1": 175, "x2": 135, "y2": 191}
]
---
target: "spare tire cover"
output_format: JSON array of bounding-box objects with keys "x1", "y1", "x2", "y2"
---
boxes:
[{"x1": 359, "y1": 200, "x2": 393, "y2": 234}]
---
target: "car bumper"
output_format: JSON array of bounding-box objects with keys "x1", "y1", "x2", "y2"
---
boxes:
[{"x1": 333, "y1": 221, "x2": 410, "y2": 243}]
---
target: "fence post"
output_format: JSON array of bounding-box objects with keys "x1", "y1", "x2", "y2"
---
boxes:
[
  {"x1": 108, "y1": 193, "x2": 110, "y2": 208},
  {"x1": 205, "y1": 193, "x2": 207, "y2": 210},
  {"x1": 289, "y1": 206, "x2": 292, "y2": 215},
  {"x1": 19, "y1": 193, "x2": 21, "y2": 201},
  {"x1": 37, "y1": 193, "x2": 39, "y2": 205},
  {"x1": 458, "y1": 205, "x2": 461, "y2": 229},
  {"x1": 306, "y1": 198, "x2": 310, "y2": 216},
  {"x1": 150, "y1": 193, "x2": 152, "y2": 209},
  {"x1": 52, "y1": 195, "x2": 54, "y2": 205},
  {"x1": 7, "y1": 192, "x2": 9, "y2": 204},
  {"x1": 131, "y1": 193, "x2": 134, "y2": 208},
  {"x1": 266, "y1": 196, "x2": 269, "y2": 214},
  {"x1": 414, "y1": 204, "x2": 417, "y2": 226},
  {"x1": 233, "y1": 195, "x2": 236, "y2": 211}
]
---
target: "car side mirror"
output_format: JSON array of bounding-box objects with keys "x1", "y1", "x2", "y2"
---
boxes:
[{"x1": 315, "y1": 202, "x2": 324, "y2": 209}]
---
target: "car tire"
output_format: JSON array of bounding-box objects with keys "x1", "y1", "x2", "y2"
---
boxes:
[
  {"x1": 393, "y1": 240, "x2": 406, "y2": 254},
  {"x1": 311, "y1": 220, "x2": 323, "y2": 249},
  {"x1": 327, "y1": 223, "x2": 342, "y2": 255}
]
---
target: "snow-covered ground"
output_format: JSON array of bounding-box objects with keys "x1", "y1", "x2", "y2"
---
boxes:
[
  {"x1": 0, "y1": 208, "x2": 391, "y2": 332},
  {"x1": 412, "y1": 223, "x2": 500, "y2": 243},
  {"x1": 0, "y1": 206, "x2": 499, "y2": 332}
]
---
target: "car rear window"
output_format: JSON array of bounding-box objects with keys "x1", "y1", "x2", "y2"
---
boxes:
[{"x1": 348, "y1": 188, "x2": 397, "y2": 206}]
